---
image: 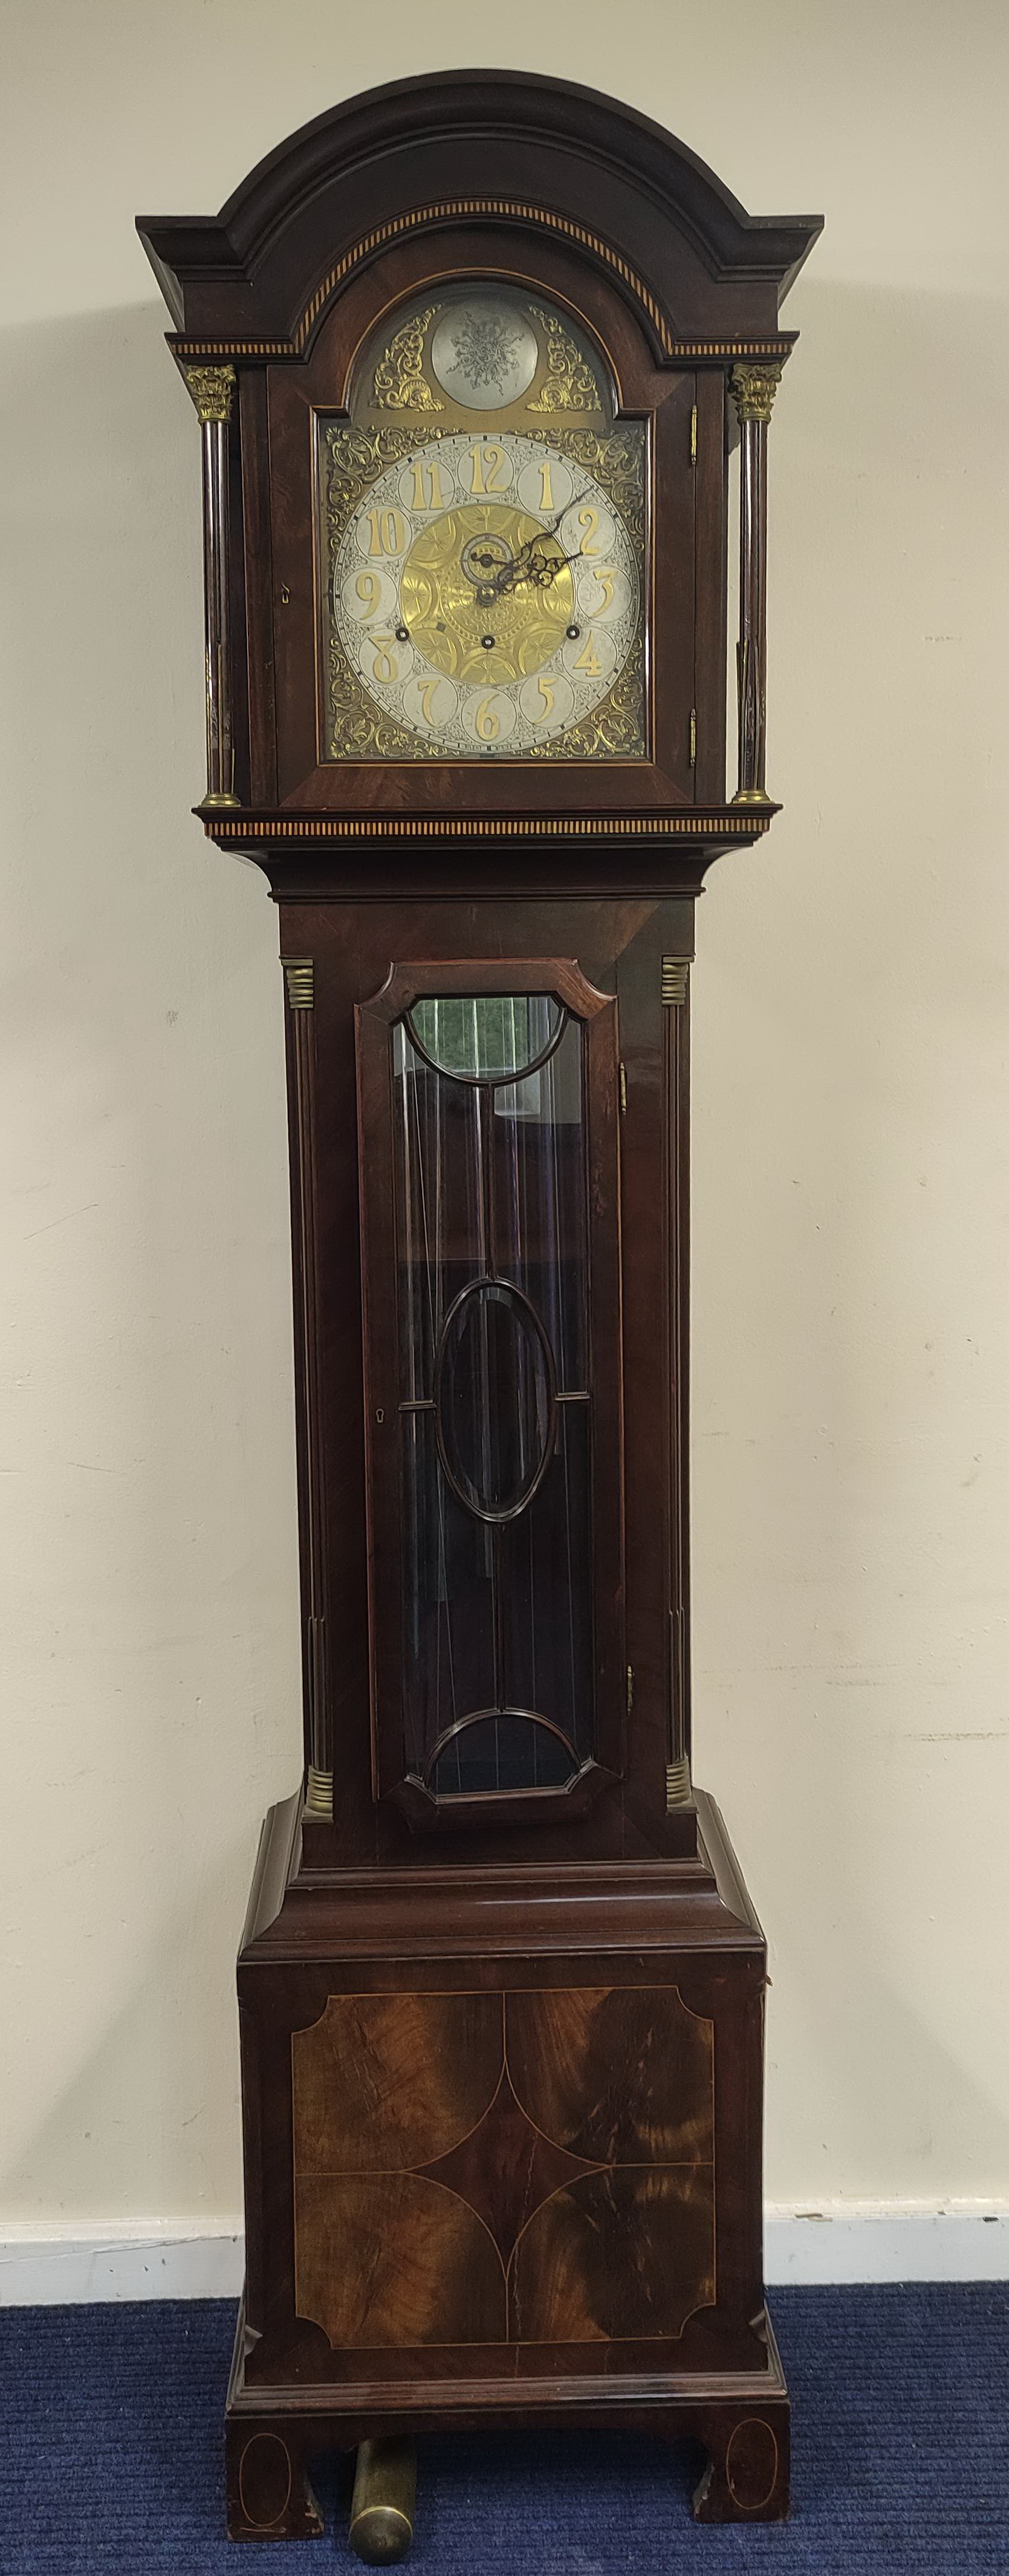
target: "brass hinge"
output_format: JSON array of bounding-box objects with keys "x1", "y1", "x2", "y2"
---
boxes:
[
  {"x1": 690, "y1": 403, "x2": 698, "y2": 465},
  {"x1": 689, "y1": 708, "x2": 697, "y2": 768},
  {"x1": 619, "y1": 1061, "x2": 627, "y2": 1113},
  {"x1": 661, "y1": 957, "x2": 690, "y2": 1007},
  {"x1": 626, "y1": 1664, "x2": 635, "y2": 1715}
]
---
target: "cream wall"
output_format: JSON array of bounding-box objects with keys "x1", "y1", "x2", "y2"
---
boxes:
[{"x1": 2, "y1": 0, "x2": 1008, "y2": 2239}]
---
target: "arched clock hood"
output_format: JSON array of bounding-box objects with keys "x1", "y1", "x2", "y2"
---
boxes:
[{"x1": 137, "y1": 69, "x2": 822, "y2": 358}]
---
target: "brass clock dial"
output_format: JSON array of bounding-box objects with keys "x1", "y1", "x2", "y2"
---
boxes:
[{"x1": 331, "y1": 429, "x2": 642, "y2": 757}]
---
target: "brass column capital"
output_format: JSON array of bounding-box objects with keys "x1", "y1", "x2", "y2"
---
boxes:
[
  {"x1": 285, "y1": 959, "x2": 315, "y2": 1011},
  {"x1": 182, "y1": 361, "x2": 236, "y2": 424},
  {"x1": 661, "y1": 957, "x2": 690, "y2": 1008},
  {"x1": 730, "y1": 360, "x2": 784, "y2": 426}
]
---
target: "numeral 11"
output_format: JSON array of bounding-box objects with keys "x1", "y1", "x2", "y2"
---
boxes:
[{"x1": 409, "y1": 458, "x2": 446, "y2": 511}]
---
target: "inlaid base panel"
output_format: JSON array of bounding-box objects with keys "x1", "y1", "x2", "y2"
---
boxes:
[{"x1": 292, "y1": 1985, "x2": 715, "y2": 2352}]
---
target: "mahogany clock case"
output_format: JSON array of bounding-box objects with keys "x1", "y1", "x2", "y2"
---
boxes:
[{"x1": 136, "y1": 71, "x2": 821, "y2": 2546}]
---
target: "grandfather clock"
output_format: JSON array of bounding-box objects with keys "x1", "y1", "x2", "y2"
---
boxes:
[{"x1": 139, "y1": 74, "x2": 820, "y2": 2557}]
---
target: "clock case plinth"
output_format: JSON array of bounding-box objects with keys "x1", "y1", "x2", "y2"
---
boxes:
[
  {"x1": 138, "y1": 73, "x2": 820, "y2": 2548},
  {"x1": 225, "y1": 1788, "x2": 788, "y2": 2540}
]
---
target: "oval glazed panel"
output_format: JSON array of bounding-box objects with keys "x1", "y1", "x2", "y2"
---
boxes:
[{"x1": 436, "y1": 1280, "x2": 554, "y2": 1519}]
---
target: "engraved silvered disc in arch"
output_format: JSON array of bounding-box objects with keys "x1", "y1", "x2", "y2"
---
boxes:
[{"x1": 430, "y1": 299, "x2": 540, "y2": 409}]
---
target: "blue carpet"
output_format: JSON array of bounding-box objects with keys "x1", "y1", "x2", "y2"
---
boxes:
[{"x1": 1, "y1": 2288, "x2": 1006, "y2": 2570}]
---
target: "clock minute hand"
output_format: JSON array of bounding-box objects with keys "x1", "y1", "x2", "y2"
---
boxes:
[{"x1": 483, "y1": 493, "x2": 595, "y2": 600}]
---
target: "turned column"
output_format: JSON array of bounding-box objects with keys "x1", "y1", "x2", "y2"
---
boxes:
[
  {"x1": 730, "y1": 361, "x2": 784, "y2": 806},
  {"x1": 284, "y1": 959, "x2": 333, "y2": 1820},
  {"x1": 181, "y1": 363, "x2": 239, "y2": 811},
  {"x1": 663, "y1": 953, "x2": 693, "y2": 1810}
]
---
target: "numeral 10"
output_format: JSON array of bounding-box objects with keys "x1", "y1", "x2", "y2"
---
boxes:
[{"x1": 364, "y1": 506, "x2": 407, "y2": 557}]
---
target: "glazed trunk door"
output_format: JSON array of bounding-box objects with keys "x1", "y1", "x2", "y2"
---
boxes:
[{"x1": 356, "y1": 959, "x2": 623, "y2": 1827}]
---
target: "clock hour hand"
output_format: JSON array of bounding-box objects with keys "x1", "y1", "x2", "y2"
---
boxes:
[
  {"x1": 483, "y1": 539, "x2": 586, "y2": 601},
  {"x1": 462, "y1": 491, "x2": 596, "y2": 604}
]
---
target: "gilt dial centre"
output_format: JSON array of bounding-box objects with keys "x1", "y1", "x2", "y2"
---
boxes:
[{"x1": 400, "y1": 503, "x2": 574, "y2": 686}]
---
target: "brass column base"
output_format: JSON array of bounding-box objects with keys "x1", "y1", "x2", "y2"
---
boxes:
[
  {"x1": 304, "y1": 1764, "x2": 334, "y2": 1820},
  {"x1": 666, "y1": 1754, "x2": 693, "y2": 1809},
  {"x1": 349, "y1": 2438, "x2": 417, "y2": 2565}
]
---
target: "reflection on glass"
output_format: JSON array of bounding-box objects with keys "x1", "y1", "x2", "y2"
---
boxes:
[
  {"x1": 493, "y1": 1017, "x2": 585, "y2": 1390},
  {"x1": 429, "y1": 1714, "x2": 577, "y2": 1799},
  {"x1": 407, "y1": 993, "x2": 562, "y2": 1081},
  {"x1": 501, "y1": 1405, "x2": 592, "y2": 1747},
  {"x1": 401, "y1": 1413, "x2": 495, "y2": 1783},
  {"x1": 436, "y1": 1281, "x2": 554, "y2": 1519},
  {"x1": 394, "y1": 986, "x2": 593, "y2": 1799}
]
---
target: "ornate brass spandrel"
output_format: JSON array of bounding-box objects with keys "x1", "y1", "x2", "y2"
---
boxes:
[
  {"x1": 372, "y1": 306, "x2": 444, "y2": 412},
  {"x1": 182, "y1": 361, "x2": 236, "y2": 424},
  {"x1": 324, "y1": 421, "x2": 438, "y2": 530},
  {"x1": 525, "y1": 632, "x2": 645, "y2": 761},
  {"x1": 527, "y1": 308, "x2": 605, "y2": 415},
  {"x1": 551, "y1": 424, "x2": 645, "y2": 545},
  {"x1": 360, "y1": 290, "x2": 607, "y2": 432},
  {"x1": 328, "y1": 651, "x2": 442, "y2": 763},
  {"x1": 730, "y1": 361, "x2": 784, "y2": 426}
]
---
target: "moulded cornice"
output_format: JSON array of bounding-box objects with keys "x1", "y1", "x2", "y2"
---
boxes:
[{"x1": 137, "y1": 70, "x2": 822, "y2": 352}]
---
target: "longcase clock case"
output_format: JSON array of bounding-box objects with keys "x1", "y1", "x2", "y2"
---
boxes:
[{"x1": 138, "y1": 72, "x2": 820, "y2": 2549}]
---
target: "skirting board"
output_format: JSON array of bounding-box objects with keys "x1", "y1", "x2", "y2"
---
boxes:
[{"x1": 1, "y1": 2209, "x2": 1007, "y2": 2305}]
